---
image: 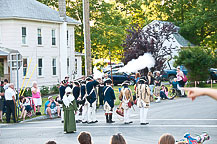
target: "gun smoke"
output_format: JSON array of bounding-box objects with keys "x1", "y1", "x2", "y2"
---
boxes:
[{"x1": 119, "y1": 53, "x2": 155, "y2": 73}]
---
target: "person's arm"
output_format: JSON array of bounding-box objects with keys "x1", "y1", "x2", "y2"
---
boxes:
[
  {"x1": 148, "y1": 76, "x2": 151, "y2": 85},
  {"x1": 31, "y1": 87, "x2": 37, "y2": 94},
  {"x1": 12, "y1": 95, "x2": 16, "y2": 104},
  {"x1": 183, "y1": 88, "x2": 217, "y2": 101},
  {"x1": 46, "y1": 101, "x2": 52, "y2": 107}
]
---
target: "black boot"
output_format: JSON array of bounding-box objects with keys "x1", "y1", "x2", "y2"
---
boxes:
[
  {"x1": 109, "y1": 114, "x2": 115, "y2": 123},
  {"x1": 106, "y1": 114, "x2": 109, "y2": 123}
]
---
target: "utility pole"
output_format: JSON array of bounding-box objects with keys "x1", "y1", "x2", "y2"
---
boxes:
[{"x1": 83, "y1": 0, "x2": 92, "y2": 76}]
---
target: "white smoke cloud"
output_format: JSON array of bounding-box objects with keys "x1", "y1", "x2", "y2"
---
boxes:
[
  {"x1": 119, "y1": 53, "x2": 155, "y2": 73},
  {"x1": 93, "y1": 67, "x2": 104, "y2": 79}
]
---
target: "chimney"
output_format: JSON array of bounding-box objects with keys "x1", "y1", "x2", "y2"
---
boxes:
[{"x1": 59, "y1": 0, "x2": 66, "y2": 21}]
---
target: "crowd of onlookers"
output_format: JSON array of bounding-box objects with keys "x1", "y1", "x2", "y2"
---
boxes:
[
  {"x1": 45, "y1": 132, "x2": 179, "y2": 144},
  {"x1": 0, "y1": 79, "x2": 43, "y2": 123}
]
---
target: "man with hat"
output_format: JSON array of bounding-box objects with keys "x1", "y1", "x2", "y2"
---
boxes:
[
  {"x1": 59, "y1": 80, "x2": 68, "y2": 123},
  {"x1": 72, "y1": 81, "x2": 81, "y2": 123},
  {"x1": 63, "y1": 87, "x2": 77, "y2": 133},
  {"x1": 44, "y1": 96, "x2": 60, "y2": 119},
  {"x1": 136, "y1": 79, "x2": 151, "y2": 125},
  {"x1": 119, "y1": 81, "x2": 133, "y2": 124},
  {"x1": 103, "y1": 78, "x2": 116, "y2": 123},
  {"x1": 80, "y1": 80, "x2": 88, "y2": 123},
  {"x1": 86, "y1": 76, "x2": 99, "y2": 124}
]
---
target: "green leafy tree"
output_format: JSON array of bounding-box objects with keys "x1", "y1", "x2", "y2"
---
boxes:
[{"x1": 174, "y1": 46, "x2": 216, "y2": 82}]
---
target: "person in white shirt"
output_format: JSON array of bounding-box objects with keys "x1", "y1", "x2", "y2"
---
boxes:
[{"x1": 5, "y1": 83, "x2": 16, "y2": 123}]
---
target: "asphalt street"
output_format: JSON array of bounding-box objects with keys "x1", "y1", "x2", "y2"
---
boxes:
[{"x1": 0, "y1": 96, "x2": 217, "y2": 144}]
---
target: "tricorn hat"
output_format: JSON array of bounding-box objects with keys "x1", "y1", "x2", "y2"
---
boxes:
[
  {"x1": 121, "y1": 81, "x2": 130, "y2": 86},
  {"x1": 105, "y1": 78, "x2": 112, "y2": 84}
]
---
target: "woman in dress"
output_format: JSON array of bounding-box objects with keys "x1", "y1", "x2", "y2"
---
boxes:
[{"x1": 31, "y1": 81, "x2": 42, "y2": 114}]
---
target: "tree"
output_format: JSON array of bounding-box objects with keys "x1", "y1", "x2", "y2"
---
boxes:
[
  {"x1": 146, "y1": 0, "x2": 217, "y2": 50},
  {"x1": 122, "y1": 21, "x2": 178, "y2": 72},
  {"x1": 174, "y1": 46, "x2": 216, "y2": 82}
]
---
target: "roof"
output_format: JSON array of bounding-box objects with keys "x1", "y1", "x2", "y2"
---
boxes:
[
  {"x1": 0, "y1": 0, "x2": 81, "y2": 25},
  {"x1": 143, "y1": 20, "x2": 194, "y2": 47},
  {"x1": 0, "y1": 47, "x2": 20, "y2": 56}
]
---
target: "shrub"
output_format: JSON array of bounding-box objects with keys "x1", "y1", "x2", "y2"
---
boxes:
[
  {"x1": 174, "y1": 46, "x2": 216, "y2": 82},
  {"x1": 51, "y1": 85, "x2": 59, "y2": 94},
  {"x1": 40, "y1": 86, "x2": 49, "y2": 96}
]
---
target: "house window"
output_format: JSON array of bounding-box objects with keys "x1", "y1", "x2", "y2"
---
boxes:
[
  {"x1": 67, "y1": 58, "x2": 69, "y2": 74},
  {"x1": 52, "y1": 58, "x2": 57, "y2": 76},
  {"x1": 22, "y1": 27, "x2": 26, "y2": 44},
  {"x1": 37, "y1": 28, "x2": 42, "y2": 45},
  {"x1": 52, "y1": 29, "x2": 56, "y2": 45},
  {"x1": 38, "y1": 58, "x2": 43, "y2": 76},
  {"x1": 23, "y1": 58, "x2": 27, "y2": 77},
  {"x1": 67, "y1": 30, "x2": 68, "y2": 46}
]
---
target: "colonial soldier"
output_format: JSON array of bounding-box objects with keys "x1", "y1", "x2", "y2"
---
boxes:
[
  {"x1": 62, "y1": 87, "x2": 77, "y2": 133},
  {"x1": 59, "y1": 80, "x2": 67, "y2": 123},
  {"x1": 80, "y1": 80, "x2": 88, "y2": 123},
  {"x1": 136, "y1": 79, "x2": 151, "y2": 125},
  {"x1": 72, "y1": 81, "x2": 81, "y2": 123},
  {"x1": 86, "y1": 76, "x2": 99, "y2": 124},
  {"x1": 119, "y1": 81, "x2": 133, "y2": 124},
  {"x1": 103, "y1": 79, "x2": 116, "y2": 123}
]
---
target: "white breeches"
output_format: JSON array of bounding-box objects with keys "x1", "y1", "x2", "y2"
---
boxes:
[
  {"x1": 140, "y1": 107, "x2": 148, "y2": 123},
  {"x1": 124, "y1": 108, "x2": 130, "y2": 123},
  {"x1": 87, "y1": 101, "x2": 96, "y2": 122},
  {"x1": 82, "y1": 103, "x2": 88, "y2": 122},
  {"x1": 75, "y1": 105, "x2": 82, "y2": 121},
  {"x1": 104, "y1": 102, "x2": 113, "y2": 114}
]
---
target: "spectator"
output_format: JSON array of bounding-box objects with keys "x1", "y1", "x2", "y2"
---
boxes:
[
  {"x1": 45, "y1": 141, "x2": 56, "y2": 144},
  {"x1": 171, "y1": 78, "x2": 178, "y2": 90},
  {"x1": 154, "y1": 71, "x2": 162, "y2": 102},
  {"x1": 0, "y1": 81, "x2": 4, "y2": 122},
  {"x1": 158, "y1": 133, "x2": 175, "y2": 144},
  {"x1": 19, "y1": 96, "x2": 32, "y2": 121},
  {"x1": 3, "y1": 79, "x2": 9, "y2": 90},
  {"x1": 31, "y1": 81, "x2": 42, "y2": 114},
  {"x1": 78, "y1": 131, "x2": 92, "y2": 144},
  {"x1": 176, "y1": 66, "x2": 185, "y2": 97},
  {"x1": 110, "y1": 133, "x2": 126, "y2": 144},
  {"x1": 45, "y1": 96, "x2": 60, "y2": 119},
  {"x1": 135, "y1": 72, "x2": 141, "y2": 84},
  {"x1": 147, "y1": 71, "x2": 155, "y2": 101},
  {"x1": 160, "y1": 85, "x2": 169, "y2": 100},
  {"x1": 5, "y1": 83, "x2": 16, "y2": 123}
]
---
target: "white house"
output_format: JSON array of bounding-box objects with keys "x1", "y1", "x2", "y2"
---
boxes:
[
  {"x1": 142, "y1": 20, "x2": 194, "y2": 69},
  {"x1": 0, "y1": 0, "x2": 84, "y2": 87}
]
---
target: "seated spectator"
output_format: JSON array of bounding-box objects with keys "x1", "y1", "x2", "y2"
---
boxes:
[
  {"x1": 110, "y1": 133, "x2": 126, "y2": 144},
  {"x1": 19, "y1": 96, "x2": 32, "y2": 121},
  {"x1": 78, "y1": 131, "x2": 92, "y2": 144},
  {"x1": 160, "y1": 85, "x2": 169, "y2": 99},
  {"x1": 171, "y1": 78, "x2": 178, "y2": 90},
  {"x1": 45, "y1": 141, "x2": 56, "y2": 144},
  {"x1": 158, "y1": 133, "x2": 175, "y2": 144},
  {"x1": 45, "y1": 96, "x2": 60, "y2": 119}
]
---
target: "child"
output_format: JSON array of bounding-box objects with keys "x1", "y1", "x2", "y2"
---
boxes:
[
  {"x1": 171, "y1": 78, "x2": 178, "y2": 90},
  {"x1": 19, "y1": 96, "x2": 32, "y2": 121},
  {"x1": 160, "y1": 85, "x2": 169, "y2": 100}
]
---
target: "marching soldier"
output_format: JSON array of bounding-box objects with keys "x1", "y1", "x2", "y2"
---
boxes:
[
  {"x1": 72, "y1": 81, "x2": 81, "y2": 123},
  {"x1": 86, "y1": 76, "x2": 99, "y2": 124},
  {"x1": 80, "y1": 80, "x2": 88, "y2": 123},
  {"x1": 103, "y1": 78, "x2": 116, "y2": 123},
  {"x1": 136, "y1": 79, "x2": 151, "y2": 125},
  {"x1": 59, "y1": 80, "x2": 67, "y2": 123},
  {"x1": 119, "y1": 81, "x2": 133, "y2": 124}
]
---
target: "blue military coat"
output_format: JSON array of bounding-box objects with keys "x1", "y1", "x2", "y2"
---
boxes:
[
  {"x1": 86, "y1": 80, "x2": 99, "y2": 104},
  {"x1": 103, "y1": 86, "x2": 116, "y2": 108}
]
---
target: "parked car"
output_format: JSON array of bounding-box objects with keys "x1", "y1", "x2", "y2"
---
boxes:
[
  {"x1": 209, "y1": 68, "x2": 217, "y2": 80},
  {"x1": 162, "y1": 67, "x2": 217, "y2": 83},
  {"x1": 108, "y1": 72, "x2": 135, "y2": 86},
  {"x1": 161, "y1": 66, "x2": 188, "y2": 83}
]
